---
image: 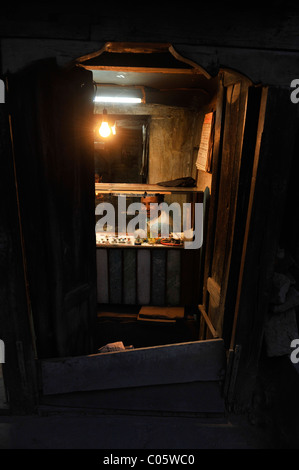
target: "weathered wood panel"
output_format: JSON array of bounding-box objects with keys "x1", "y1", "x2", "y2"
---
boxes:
[
  {"x1": 151, "y1": 250, "x2": 166, "y2": 305},
  {"x1": 166, "y1": 250, "x2": 181, "y2": 305},
  {"x1": 0, "y1": 102, "x2": 39, "y2": 413},
  {"x1": 230, "y1": 87, "x2": 299, "y2": 410},
  {"x1": 40, "y1": 338, "x2": 225, "y2": 395},
  {"x1": 137, "y1": 249, "x2": 151, "y2": 304},
  {"x1": 96, "y1": 249, "x2": 109, "y2": 303},
  {"x1": 108, "y1": 249, "x2": 122, "y2": 304},
  {"x1": 208, "y1": 78, "x2": 249, "y2": 337},
  {"x1": 222, "y1": 86, "x2": 264, "y2": 347},
  {"x1": 123, "y1": 249, "x2": 136, "y2": 304}
]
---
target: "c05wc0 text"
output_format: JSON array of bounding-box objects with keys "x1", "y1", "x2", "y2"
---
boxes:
[{"x1": 103, "y1": 454, "x2": 195, "y2": 466}]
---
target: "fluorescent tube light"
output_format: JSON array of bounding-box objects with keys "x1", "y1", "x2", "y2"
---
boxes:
[{"x1": 94, "y1": 96, "x2": 142, "y2": 104}]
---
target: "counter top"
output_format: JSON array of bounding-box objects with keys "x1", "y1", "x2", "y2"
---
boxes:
[{"x1": 95, "y1": 183, "x2": 203, "y2": 196}]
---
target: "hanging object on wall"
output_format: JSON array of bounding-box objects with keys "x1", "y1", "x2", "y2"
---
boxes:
[
  {"x1": 99, "y1": 108, "x2": 116, "y2": 138},
  {"x1": 196, "y1": 112, "x2": 214, "y2": 173}
]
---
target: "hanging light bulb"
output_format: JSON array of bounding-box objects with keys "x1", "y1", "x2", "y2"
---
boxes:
[
  {"x1": 99, "y1": 108, "x2": 112, "y2": 138},
  {"x1": 99, "y1": 121, "x2": 111, "y2": 138}
]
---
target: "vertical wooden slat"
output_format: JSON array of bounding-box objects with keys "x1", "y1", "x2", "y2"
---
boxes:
[
  {"x1": 137, "y1": 249, "x2": 151, "y2": 305},
  {"x1": 96, "y1": 249, "x2": 109, "y2": 304},
  {"x1": 123, "y1": 249, "x2": 136, "y2": 304},
  {"x1": 109, "y1": 249, "x2": 122, "y2": 304},
  {"x1": 151, "y1": 249, "x2": 166, "y2": 305},
  {"x1": 167, "y1": 249, "x2": 181, "y2": 305}
]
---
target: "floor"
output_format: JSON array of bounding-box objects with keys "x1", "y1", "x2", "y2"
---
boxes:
[{"x1": 0, "y1": 308, "x2": 282, "y2": 450}]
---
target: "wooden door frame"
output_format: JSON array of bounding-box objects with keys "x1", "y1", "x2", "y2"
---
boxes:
[{"x1": 2, "y1": 42, "x2": 297, "y2": 415}]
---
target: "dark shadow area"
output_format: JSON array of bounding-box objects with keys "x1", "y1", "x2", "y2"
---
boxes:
[{"x1": 95, "y1": 304, "x2": 200, "y2": 350}]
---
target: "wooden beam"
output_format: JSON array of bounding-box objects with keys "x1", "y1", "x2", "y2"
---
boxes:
[
  {"x1": 105, "y1": 42, "x2": 172, "y2": 54},
  {"x1": 198, "y1": 305, "x2": 219, "y2": 339},
  {"x1": 84, "y1": 65, "x2": 204, "y2": 74},
  {"x1": 76, "y1": 42, "x2": 210, "y2": 78}
]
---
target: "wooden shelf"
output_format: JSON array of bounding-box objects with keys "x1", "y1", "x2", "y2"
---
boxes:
[{"x1": 95, "y1": 183, "x2": 202, "y2": 195}]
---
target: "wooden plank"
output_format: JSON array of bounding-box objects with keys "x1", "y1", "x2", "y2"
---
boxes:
[
  {"x1": 208, "y1": 78, "x2": 249, "y2": 336},
  {"x1": 96, "y1": 249, "x2": 109, "y2": 303},
  {"x1": 138, "y1": 306, "x2": 184, "y2": 321},
  {"x1": 151, "y1": 249, "x2": 166, "y2": 305},
  {"x1": 166, "y1": 249, "x2": 181, "y2": 305},
  {"x1": 108, "y1": 249, "x2": 122, "y2": 304},
  {"x1": 84, "y1": 65, "x2": 204, "y2": 74},
  {"x1": 123, "y1": 249, "x2": 136, "y2": 304},
  {"x1": 95, "y1": 183, "x2": 202, "y2": 194},
  {"x1": 202, "y1": 76, "x2": 224, "y2": 309},
  {"x1": 137, "y1": 249, "x2": 151, "y2": 304},
  {"x1": 39, "y1": 381, "x2": 225, "y2": 414},
  {"x1": 198, "y1": 305, "x2": 219, "y2": 339},
  {"x1": 222, "y1": 86, "x2": 266, "y2": 346},
  {"x1": 40, "y1": 338, "x2": 226, "y2": 395},
  {"x1": 207, "y1": 277, "x2": 221, "y2": 308}
]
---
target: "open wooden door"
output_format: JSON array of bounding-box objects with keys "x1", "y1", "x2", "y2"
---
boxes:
[
  {"x1": 201, "y1": 70, "x2": 267, "y2": 343},
  {"x1": 8, "y1": 59, "x2": 97, "y2": 359}
]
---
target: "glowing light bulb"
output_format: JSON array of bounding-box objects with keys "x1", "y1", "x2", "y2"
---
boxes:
[{"x1": 99, "y1": 121, "x2": 111, "y2": 138}]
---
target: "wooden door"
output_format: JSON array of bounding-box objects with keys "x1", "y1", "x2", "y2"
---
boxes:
[
  {"x1": 201, "y1": 71, "x2": 266, "y2": 342},
  {"x1": 8, "y1": 59, "x2": 97, "y2": 359}
]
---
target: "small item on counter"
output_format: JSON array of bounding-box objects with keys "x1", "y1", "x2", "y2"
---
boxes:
[{"x1": 160, "y1": 237, "x2": 183, "y2": 246}]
